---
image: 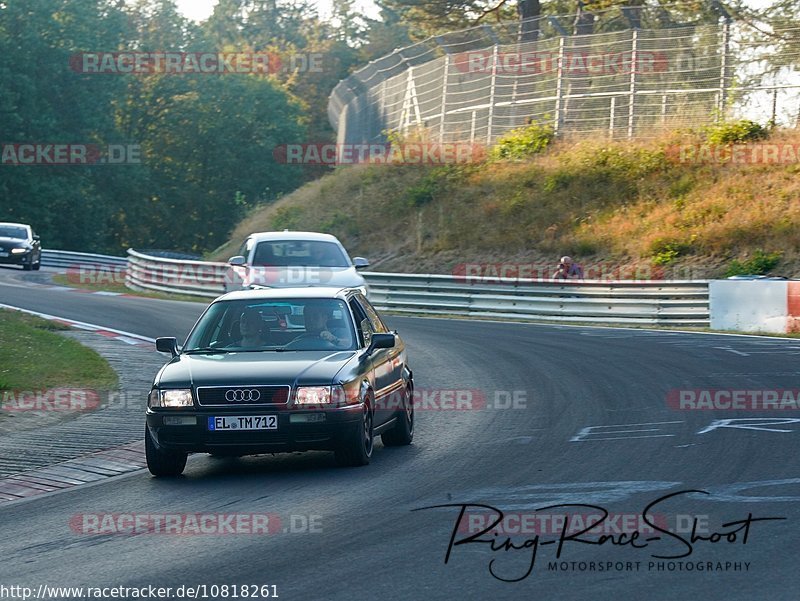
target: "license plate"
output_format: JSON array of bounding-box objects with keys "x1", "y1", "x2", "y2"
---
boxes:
[
  {"x1": 208, "y1": 415, "x2": 277, "y2": 431},
  {"x1": 0, "y1": 252, "x2": 8, "y2": 258}
]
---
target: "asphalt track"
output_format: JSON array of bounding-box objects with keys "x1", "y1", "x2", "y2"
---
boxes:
[{"x1": 1, "y1": 265, "x2": 799, "y2": 600}]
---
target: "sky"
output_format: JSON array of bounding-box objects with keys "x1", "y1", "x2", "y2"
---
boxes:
[{"x1": 174, "y1": 0, "x2": 380, "y2": 21}]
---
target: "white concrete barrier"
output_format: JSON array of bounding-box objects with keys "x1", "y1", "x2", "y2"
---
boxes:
[{"x1": 709, "y1": 280, "x2": 800, "y2": 333}]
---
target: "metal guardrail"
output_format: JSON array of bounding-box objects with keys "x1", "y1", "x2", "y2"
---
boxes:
[
  {"x1": 41, "y1": 249, "x2": 127, "y2": 269},
  {"x1": 123, "y1": 249, "x2": 709, "y2": 326},
  {"x1": 126, "y1": 248, "x2": 228, "y2": 298}
]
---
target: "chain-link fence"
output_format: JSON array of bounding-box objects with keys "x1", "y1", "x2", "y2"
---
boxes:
[{"x1": 328, "y1": 7, "x2": 800, "y2": 145}]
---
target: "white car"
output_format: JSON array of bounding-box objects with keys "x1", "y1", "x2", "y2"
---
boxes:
[{"x1": 225, "y1": 231, "x2": 370, "y2": 295}]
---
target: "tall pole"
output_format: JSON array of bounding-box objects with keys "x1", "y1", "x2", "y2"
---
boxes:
[
  {"x1": 627, "y1": 29, "x2": 638, "y2": 139},
  {"x1": 487, "y1": 44, "x2": 499, "y2": 144}
]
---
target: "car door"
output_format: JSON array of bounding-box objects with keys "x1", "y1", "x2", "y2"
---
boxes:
[
  {"x1": 348, "y1": 297, "x2": 384, "y2": 426},
  {"x1": 354, "y1": 293, "x2": 404, "y2": 426}
]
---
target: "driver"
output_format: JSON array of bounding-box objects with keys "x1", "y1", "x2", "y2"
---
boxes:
[
  {"x1": 234, "y1": 308, "x2": 268, "y2": 348},
  {"x1": 303, "y1": 303, "x2": 349, "y2": 347}
]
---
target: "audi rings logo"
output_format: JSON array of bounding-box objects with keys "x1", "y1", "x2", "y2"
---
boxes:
[{"x1": 225, "y1": 389, "x2": 261, "y2": 402}]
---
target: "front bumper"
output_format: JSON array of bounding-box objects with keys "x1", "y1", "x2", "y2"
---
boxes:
[
  {"x1": 0, "y1": 251, "x2": 32, "y2": 266},
  {"x1": 146, "y1": 404, "x2": 364, "y2": 455}
]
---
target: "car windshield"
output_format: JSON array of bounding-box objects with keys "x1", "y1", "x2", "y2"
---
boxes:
[
  {"x1": 0, "y1": 225, "x2": 27, "y2": 239},
  {"x1": 251, "y1": 240, "x2": 349, "y2": 268},
  {"x1": 183, "y1": 298, "x2": 357, "y2": 352}
]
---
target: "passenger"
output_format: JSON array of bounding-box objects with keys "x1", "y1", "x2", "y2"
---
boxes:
[{"x1": 235, "y1": 308, "x2": 268, "y2": 348}]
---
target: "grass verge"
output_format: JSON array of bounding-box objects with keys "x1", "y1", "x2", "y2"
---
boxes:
[{"x1": 0, "y1": 309, "x2": 119, "y2": 414}]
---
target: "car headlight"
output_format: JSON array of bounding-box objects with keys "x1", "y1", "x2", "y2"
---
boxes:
[
  {"x1": 11, "y1": 248, "x2": 28, "y2": 255},
  {"x1": 295, "y1": 384, "x2": 360, "y2": 407},
  {"x1": 148, "y1": 389, "x2": 194, "y2": 408},
  {"x1": 295, "y1": 386, "x2": 335, "y2": 406}
]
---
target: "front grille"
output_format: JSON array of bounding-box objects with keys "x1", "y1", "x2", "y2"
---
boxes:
[{"x1": 196, "y1": 385, "x2": 290, "y2": 407}]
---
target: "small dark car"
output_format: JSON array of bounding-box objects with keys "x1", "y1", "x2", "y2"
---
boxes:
[
  {"x1": 145, "y1": 287, "x2": 414, "y2": 476},
  {"x1": 0, "y1": 222, "x2": 41, "y2": 271}
]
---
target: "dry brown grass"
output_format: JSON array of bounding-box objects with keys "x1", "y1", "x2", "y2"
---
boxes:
[{"x1": 209, "y1": 128, "x2": 800, "y2": 278}]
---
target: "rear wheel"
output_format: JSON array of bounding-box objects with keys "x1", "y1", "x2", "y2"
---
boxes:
[
  {"x1": 145, "y1": 426, "x2": 187, "y2": 476},
  {"x1": 335, "y1": 397, "x2": 373, "y2": 467},
  {"x1": 381, "y1": 384, "x2": 414, "y2": 447}
]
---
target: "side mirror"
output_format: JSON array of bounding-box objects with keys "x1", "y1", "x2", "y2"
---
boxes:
[
  {"x1": 367, "y1": 333, "x2": 395, "y2": 353},
  {"x1": 156, "y1": 337, "x2": 179, "y2": 357},
  {"x1": 353, "y1": 257, "x2": 369, "y2": 269},
  {"x1": 32, "y1": 234, "x2": 40, "y2": 241},
  {"x1": 228, "y1": 255, "x2": 246, "y2": 266}
]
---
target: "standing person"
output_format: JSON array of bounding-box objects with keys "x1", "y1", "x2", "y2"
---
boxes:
[{"x1": 552, "y1": 256, "x2": 584, "y2": 280}]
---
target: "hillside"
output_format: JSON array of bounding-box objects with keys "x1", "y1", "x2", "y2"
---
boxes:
[{"x1": 210, "y1": 126, "x2": 800, "y2": 280}]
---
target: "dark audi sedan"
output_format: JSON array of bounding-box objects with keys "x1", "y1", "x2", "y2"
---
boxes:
[
  {"x1": 145, "y1": 287, "x2": 414, "y2": 476},
  {"x1": 0, "y1": 222, "x2": 41, "y2": 270}
]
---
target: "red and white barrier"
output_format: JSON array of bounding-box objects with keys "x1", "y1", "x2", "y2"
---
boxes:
[{"x1": 710, "y1": 280, "x2": 800, "y2": 334}]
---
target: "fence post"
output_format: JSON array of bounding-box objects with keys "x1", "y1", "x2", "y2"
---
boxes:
[
  {"x1": 400, "y1": 66, "x2": 422, "y2": 134},
  {"x1": 771, "y1": 87, "x2": 778, "y2": 125},
  {"x1": 470, "y1": 110, "x2": 477, "y2": 143},
  {"x1": 554, "y1": 36, "x2": 565, "y2": 135},
  {"x1": 661, "y1": 93, "x2": 668, "y2": 126},
  {"x1": 439, "y1": 54, "x2": 450, "y2": 141},
  {"x1": 486, "y1": 44, "x2": 499, "y2": 144},
  {"x1": 609, "y1": 96, "x2": 616, "y2": 139},
  {"x1": 627, "y1": 29, "x2": 638, "y2": 139},
  {"x1": 718, "y1": 18, "x2": 731, "y2": 117}
]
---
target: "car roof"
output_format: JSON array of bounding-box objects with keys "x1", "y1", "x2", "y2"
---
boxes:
[
  {"x1": 247, "y1": 231, "x2": 341, "y2": 243},
  {"x1": 215, "y1": 286, "x2": 357, "y2": 302},
  {"x1": 0, "y1": 222, "x2": 30, "y2": 228}
]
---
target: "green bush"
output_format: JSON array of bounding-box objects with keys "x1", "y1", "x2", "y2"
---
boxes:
[
  {"x1": 723, "y1": 250, "x2": 782, "y2": 277},
  {"x1": 703, "y1": 120, "x2": 770, "y2": 145},
  {"x1": 271, "y1": 206, "x2": 304, "y2": 230},
  {"x1": 650, "y1": 238, "x2": 692, "y2": 265},
  {"x1": 402, "y1": 165, "x2": 468, "y2": 208},
  {"x1": 491, "y1": 122, "x2": 555, "y2": 160}
]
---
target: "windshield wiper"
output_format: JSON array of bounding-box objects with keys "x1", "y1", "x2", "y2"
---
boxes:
[{"x1": 183, "y1": 347, "x2": 232, "y2": 354}]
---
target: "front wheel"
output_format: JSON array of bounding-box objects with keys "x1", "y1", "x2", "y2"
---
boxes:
[
  {"x1": 145, "y1": 426, "x2": 187, "y2": 477},
  {"x1": 381, "y1": 384, "x2": 414, "y2": 447},
  {"x1": 335, "y1": 399, "x2": 373, "y2": 467}
]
